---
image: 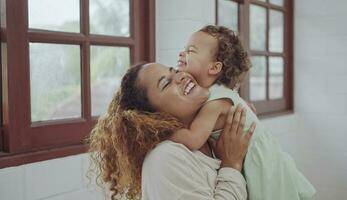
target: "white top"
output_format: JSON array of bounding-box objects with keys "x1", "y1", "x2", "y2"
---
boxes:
[{"x1": 141, "y1": 140, "x2": 247, "y2": 200}]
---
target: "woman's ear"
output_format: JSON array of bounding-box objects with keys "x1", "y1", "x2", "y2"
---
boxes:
[{"x1": 208, "y1": 62, "x2": 223, "y2": 75}]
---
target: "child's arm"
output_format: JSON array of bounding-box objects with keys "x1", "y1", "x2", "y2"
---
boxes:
[{"x1": 170, "y1": 99, "x2": 231, "y2": 150}]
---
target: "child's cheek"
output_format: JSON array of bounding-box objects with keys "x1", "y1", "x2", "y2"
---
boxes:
[{"x1": 179, "y1": 66, "x2": 189, "y2": 73}]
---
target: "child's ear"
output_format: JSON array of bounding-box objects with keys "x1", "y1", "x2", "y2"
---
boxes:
[{"x1": 208, "y1": 62, "x2": 223, "y2": 75}]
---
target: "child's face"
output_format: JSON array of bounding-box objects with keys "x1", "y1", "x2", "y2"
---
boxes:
[{"x1": 177, "y1": 31, "x2": 218, "y2": 87}]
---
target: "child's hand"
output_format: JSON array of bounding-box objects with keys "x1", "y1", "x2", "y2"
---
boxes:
[{"x1": 214, "y1": 105, "x2": 256, "y2": 171}]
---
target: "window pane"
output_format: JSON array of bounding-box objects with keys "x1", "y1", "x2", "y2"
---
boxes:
[
  {"x1": 250, "y1": 56, "x2": 267, "y2": 101},
  {"x1": 270, "y1": 0, "x2": 284, "y2": 6},
  {"x1": 90, "y1": 0, "x2": 130, "y2": 37},
  {"x1": 269, "y1": 57, "x2": 284, "y2": 99},
  {"x1": 1, "y1": 44, "x2": 6, "y2": 67},
  {"x1": 218, "y1": 0, "x2": 238, "y2": 32},
  {"x1": 28, "y1": 0, "x2": 80, "y2": 32},
  {"x1": 0, "y1": 0, "x2": 5, "y2": 27},
  {"x1": 30, "y1": 43, "x2": 81, "y2": 122},
  {"x1": 1, "y1": 42, "x2": 6, "y2": 125},
  {"x1": 91, "y1": 46, "x2": 130, "y2": 116},
  {"x1": 250, "y1": 5, "x2": 266, "y2": 51},
  {"x1": 269, "y1": 10, "x2": 284, "y2": 52}
]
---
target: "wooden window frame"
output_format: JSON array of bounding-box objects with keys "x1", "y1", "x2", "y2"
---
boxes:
[
  {"x1": 0, "y1": 26, "x2": 3, "y2": 152},
  {"x1": 216, "y1": 0, "x2": 294, "y2": 117},
  {"x1": 0, "y1": 0, "x2": 155, "y2": 168}
]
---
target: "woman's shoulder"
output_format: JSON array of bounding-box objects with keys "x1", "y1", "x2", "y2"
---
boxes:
[
  {"x1": 142, "y1": 141, "x2": 199, "y2": 182},
  {"x1": 141, "y1": 142, "x2": 213, "y2": 199},
  {"x1": 143, "y1": 140, "x2": 193, "y2": 166},
  {"x1": 142, "y1": 141, "x2": 206, "y2": 174}
]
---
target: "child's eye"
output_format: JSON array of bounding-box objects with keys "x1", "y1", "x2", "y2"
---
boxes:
[{"x1": 185, "y1": 48, "x2": 195, "y2": 53}]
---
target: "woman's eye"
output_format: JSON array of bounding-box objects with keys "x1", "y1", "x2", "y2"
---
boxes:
[{"x1": 162, "y1": 79, "x2": 171, "y2": 90}]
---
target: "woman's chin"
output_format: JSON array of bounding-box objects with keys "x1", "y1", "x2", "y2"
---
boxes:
[{"x1": 188, "y1": 85, "x2": 209, "y2": 103}]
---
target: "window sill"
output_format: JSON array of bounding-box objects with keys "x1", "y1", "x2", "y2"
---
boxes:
[
  {"x1": 0, "y1": 144, "x2": 86, "y2": 169},
  {"x1": 0, "y1": 110, "x2": 296, "y2": 169},
  {"x1": 258, "y1": 109, "x2": 294, "y2": 120}
]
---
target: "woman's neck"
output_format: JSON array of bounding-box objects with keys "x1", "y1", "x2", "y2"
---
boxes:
[
  {"x1": 181, "y1": 112, "x2": 198, "y2": 126},
  {"x1": 199, "y1": 141, "x2": 213, "y2": 157}
]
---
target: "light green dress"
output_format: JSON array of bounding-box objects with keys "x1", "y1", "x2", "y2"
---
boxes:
[{"x1": 209, "y1": 84, "x2": 316, "y2": 200}]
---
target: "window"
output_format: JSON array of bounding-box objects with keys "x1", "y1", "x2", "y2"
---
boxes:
[
  {"x1": 0, "y1": 0, "x2": 6, "y2": 152},
  {"x1": 0, "y1": 0, "x2": 155, "y2": 168},
  {"x1": 217, "y1": 0, "x2": 293, "y2": 116}
]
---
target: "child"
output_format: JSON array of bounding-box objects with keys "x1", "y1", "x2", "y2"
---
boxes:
[{"x1": 170, "y1": 25, "x2": 316, "y2": 200}]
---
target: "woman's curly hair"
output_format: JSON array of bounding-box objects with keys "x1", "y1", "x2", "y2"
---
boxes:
[
  {"x1": 200, "y1": 25, "x2": 251, "y2": 89},
  {"x1": 87, "y1": 63, "x2": 183, "y2": 200}
]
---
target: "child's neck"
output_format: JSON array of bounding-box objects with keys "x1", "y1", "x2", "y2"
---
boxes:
[{"x1": 200, "y1": 74, "x2": 218, "y2": 88}]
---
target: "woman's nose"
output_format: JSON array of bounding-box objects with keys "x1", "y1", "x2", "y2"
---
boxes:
[
  {"x1": 174, "y1": 71, "x2": 186, "y2": 83},
  {"x1": 179, "y1": 50, "x2": 185, "y2": 57}
]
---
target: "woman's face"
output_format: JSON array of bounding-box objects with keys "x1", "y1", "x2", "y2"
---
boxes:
[{"x1": 138, "y1": 63, "x2": 210, "y2": 125}]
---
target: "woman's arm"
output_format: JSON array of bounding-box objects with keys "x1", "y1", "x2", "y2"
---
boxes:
[
  {"x1": 142, "y1": 143, "x2": 246, "y2": 200},
  {"x1": 169, "y1": 99, "x2": 231, "y2": 150},
  {"x1": 142, "y1": 106, "x2": 255, "y2": 200}
]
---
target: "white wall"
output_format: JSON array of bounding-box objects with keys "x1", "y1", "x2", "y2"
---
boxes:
[
  {"x1": 294, "y1": 0, "x2": 347, "y2": 199},
  {"x1": 0, "y1": 154, "x2": 106, "y2": 200}
]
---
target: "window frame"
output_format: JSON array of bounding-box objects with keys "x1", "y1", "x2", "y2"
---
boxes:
[
  {"x1": 216, "y1": 0, "x2": 294, "y2": 117},
  {"x1": 0, "y1": 0, "x2": 6, "y2": 153},
  {"x1": 0, "y1": 0, "x2": 156, "y2": 168},
  {"x1": 0, "y1": 27, "x2": 3, "y2": 152}
]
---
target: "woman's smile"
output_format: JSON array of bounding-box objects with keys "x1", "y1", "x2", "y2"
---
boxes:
[{"x1": 138, "y1": 63, "x2": 210, "y2": 125}]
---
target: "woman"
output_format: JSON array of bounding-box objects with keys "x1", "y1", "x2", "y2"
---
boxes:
[{"x1": 88, "y1": 62, "x2": 254, "y2": 200}]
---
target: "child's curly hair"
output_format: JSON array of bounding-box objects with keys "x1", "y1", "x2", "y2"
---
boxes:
[
  {"x1": 87, "y1": 63, "x2": 183, "y2": 200},
  {"x1": 200, "y1": 25, "x2": 251, "y2": 89}
]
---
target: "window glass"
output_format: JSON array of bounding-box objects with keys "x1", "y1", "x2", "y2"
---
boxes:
[
  {"x1": 0, "y1": 43, "x2": 6, "y2": 126},
  {"x1": 90, "y1": 0, "x2": 130, "y2": 36},
  {"x1": 218, "y1": 0, "x2": 238, "y2": 32},
  {"x1": 90, "y1": 46, "x2": 130, "y2": 116},
  {"x1": 0, "y1": 44, "x2": 5, "y2": 67},
  {"x1": 28, "y1": 0, "x2": 80, "y2": 32},
  {"x1": 269, "y1": 10, "x2": 284, "y2": 52},
  {"x1": 270, "y1": 0, "x2": 284, "y2": 6},
  {"x1": 269, "y1": 57, "x2": 284, "y2": 99},
  {"x1": 250, "y1": 56, "x2": 267, "y2": 101},
  {"x1": 250, "y1": 5, "x2": 266, "y2": 51},
  {"x1": 0, "y1": 0, "x2": 6, "y2": 27},
  {"x1": 30, "y1": 43, "x2": 81, "y2": 122}
]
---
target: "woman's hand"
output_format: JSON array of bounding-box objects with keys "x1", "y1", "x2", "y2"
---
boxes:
[
  {"x1": 246, "y1": 102, "x2": 257, "y2": 114},
  {"x1": 214, "y1": 105, "x2": 256, "y2": 171}
]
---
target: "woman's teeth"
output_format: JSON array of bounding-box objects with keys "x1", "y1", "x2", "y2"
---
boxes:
[{"x1": 184, "y1": 82, "x2": 195, "y2": 95}]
